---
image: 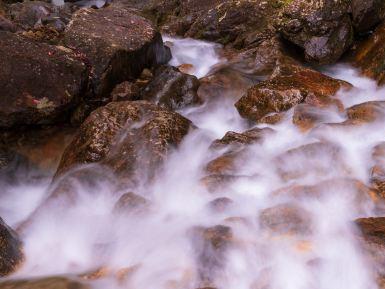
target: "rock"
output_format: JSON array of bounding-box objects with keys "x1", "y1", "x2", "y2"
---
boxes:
[
  {"x1": 292, "y1": 102, "x2": 342, "y2": 131},
  {"x1": 0, "y1": 31, "x2": 88, "y2": 128},
  {"x1": 0, "y1": 277, "x2": 90, "y2": 289},
  {"x1": 0, "y1": 15, "x2": 17, "y2": 32},
  {"x1": 355, "y1": 217, "x2": 385, "y2": 267},
  {"x1": 178, "y1": 63, "x2": 194, "y2": 74},
  {"x1": 259, "y1": 203, "x2": 312, "y2": 235},
  {"x1": 55, "y1": 101, "x2": 192, "y2": 183},
  {"x1": 210, "y1": 127, "x2": 273, "y2": 150},
  {"x1": 346, "y1": 101, "x2": 385, "y2": 124},
  {"x1": 0, "y1": 217, "x2": 23, "y2": 276},
  {"x1": 272, "y1": 178, "x2": 380, "y2": 210},
  {"x1": 207, "y1": 197, "x2": 233, "y2": 213},
  {"x1": 370, "y1": 142, "x2": 385, "y2": 199},
  {"x1": 197, "y1": 65, "x2": 255, "y2": 101},
  {"x1": 274, "y1": 142, "x2": 346, "y2": 181},
  {"x1": 63, "y1": 5, "x2": 171, "y2": 100},
  {"x1": 8, "y1": 1, "x2": 77, "y2": 35},
  {"x1": 190, "y1": 225, "x2": 233, "y2": 285},
  {"x1": 277, "y1": 0, "x2": 353, "y2": 64},
  {"x1": 351, "y1": 22, "x2": 385, "y2": 85},
  {"x1": 235, "y1": 64, "x2": 350, "y2": 122},
  {"x1": 185, "y1": 0, "x2": 278, "y2": 48},
  {"x1": 205, "y1": 151, "x2": 244, "y2": 176},
  {"x1": 200, "y1": 174, "x2": 241, "y2": 194},
  {"x1": 140, "y1": 65, "x2": 202, "y2": 110},
  {"x1": 110, "y1": 81, "x2": 142, "y2": 102},
  {"x1": 114, "y1": 192, "x2": 150, "y2": 214},
  {"x1": 351, "y1": 0, "x2": 385, "y2": 33},
  {"x1": 224, "y1": 36, "x2": 296, "y2": 78}
]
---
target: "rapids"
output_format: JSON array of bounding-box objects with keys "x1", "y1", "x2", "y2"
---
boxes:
[{"x1": 1, "y1": 36, "x2": 385, "y2": 289}]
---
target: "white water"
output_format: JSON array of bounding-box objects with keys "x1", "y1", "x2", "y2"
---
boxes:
[{"x1": 0, "y1": 38, "x2": 384, "y2": 289}]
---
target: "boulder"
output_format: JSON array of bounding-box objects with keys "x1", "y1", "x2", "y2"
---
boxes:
[
  {"x1": 277, "y1": 0, "x2": 353, "y2": 64},
  {"x1": 7, "y1": 1, "x2": 74, "y2": 32},
  {"x1": 210, "y1": 127, "x2": 273, "y2": 150},
  {"x1": 259, "y1": 203, "x2": 312, "y2": 235},
  {"x1": 185, "y1": 0, "x2": 278, "y2": 48},
  {"x1": 0, "y1": 277, "x2": 90, "y2": 289},
  {"x1": 355, "y1": 217, "x2": 385, "y2": 267},
  {"x1": 351, "y1": 0, "x2": 385, "y2": 33},
  {"x1": 235, "y1": 64, "x2": 350, "y2": 122},
  {"x1": 274, "y1": 142, "x2": 346, "y2": 181},
  {"x1": 207, "y1": 197, "x2": 233, "y2": 213},
  {"x1": 351, "y1": 22, "x2": 385, "y2": 85},
  {"x1": 140, "y1": 65, "x2": 202, "y2": 110},
  {"x1": 346, "y1": 101, "x2": 385, "y2": 124},
  {"x1": 55, "y1": 101, "x2": 192, "y2": 183},
  {"x1": 190, "y1": 225, "x2": 233, "y2": 285},
  {"x1": 63, "y1": 5, "x2": 171, "y2": 100},
  {"x1": 0, "y1": 217, "x2": 23, "y2": 276},
  {"x1": 0, "y1": 31, "x2": 88, "y2": 128},
  {"x1": 113, "y1": 192, "x2": 150, "y2": 214}
]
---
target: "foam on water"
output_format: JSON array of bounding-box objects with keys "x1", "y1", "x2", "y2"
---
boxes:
[{"x1": 0, "y1": 38, "x2": 383, "y2": 289}]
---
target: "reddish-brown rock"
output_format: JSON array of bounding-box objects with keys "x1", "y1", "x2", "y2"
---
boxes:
[
  {"x1": 0, "y1": 31, "x2": 88, "y2": 128},
  {"x1": 259, "y1": 203, "x2": 312, "y2": 235},
  {"x1": 235, "y1": 65, "x2": 350, "y2": 122},
  {"x1": 351, "y1": 22, "x2": 385, "y2": 85},
  {"x1": 55, "y1": 101, "x2": 192, "y2": 183}
]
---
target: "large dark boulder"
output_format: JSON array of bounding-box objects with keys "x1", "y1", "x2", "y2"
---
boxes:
[
  {"x1": 141, "y1": 65, "x2": 202, "y2": 110},
  {"x1": 277, "y1": 0, "x2": 353, "y2": 64},
  {"x1": 55, "y1": 101, "x2": 192, "y2": 183},
  {"x1": 63, "y1": 5, "x2": 171, "y2": 100},
  {"x1": 351, "y1": 0, "x2": 385, "y2": 33},
  {"x1": 0, "y1": 31, "x2": 88, "y2": 129},
  {"x1": 0, "y1": 217, "x2": 23, "y2": 276}
]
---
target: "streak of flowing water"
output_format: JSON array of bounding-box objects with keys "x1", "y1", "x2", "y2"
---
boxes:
[{"x1": 0, "y1": 38, "x2": 384, "y2": 289}]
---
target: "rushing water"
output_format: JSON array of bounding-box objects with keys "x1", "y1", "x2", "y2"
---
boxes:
[{"x1": 1, "y1": 37, "x2": 384, "y2": 289}]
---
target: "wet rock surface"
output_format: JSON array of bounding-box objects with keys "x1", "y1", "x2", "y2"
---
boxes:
[
  {"x1": 0, "y1": 217, "x2": 23, "y2": 276},
  {"x1": 235, "y1": 63, "x2": 350, "y2": 122},
  {"x1": 140, "y1": 65, "x2": 202, "y2": 110},
  {"x1": 0, "y1": 31, "x2": 88, "y2": 128},
  {"x1": 277, "y1": 0, "x2": 353, "y2": 64},
  {"x1": 55, "y1": 101, "x2": 192, "y2": 182},
  {"x1": 351, "y1": 22, "x2": 385, "y2": 86},
  {"x1": 0, "y1": 277, "x2": 90, "y2": 289},
  {"x1": 63, "y1": 5, "x2": 171, "y2": 100}
]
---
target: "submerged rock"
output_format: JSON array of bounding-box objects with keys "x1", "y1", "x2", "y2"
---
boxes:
[
  {"x1": 190, "y1": 225, "x2": 233, "y2": 285},
  {"x1": 0, "y1": 277, "x2": 90, "y2": 289},
  {"x1": 114, "y1": 192, "x2": 150, "y2": 214},
  {"x1": 259, "y1": 203, "x2": 312, "y2": 235},
  {"x1": 0, "y1": 217, "x2": 23, "y2": 276},
  {"x1": 140, "y1": 65, "x2": 202, "y2": 110},
  {"x1": 55, "y1": 101, "x2": 192, "y2": 183},
  {"x1": 0, "y1": 31, "x2": 88, "y2": 128},
  {"x1": 277, "y1": 0, "x2": 353, "y2": 64},
  {"x1": 63, "y1": 5, "x2": 171, "y2": 100}
]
